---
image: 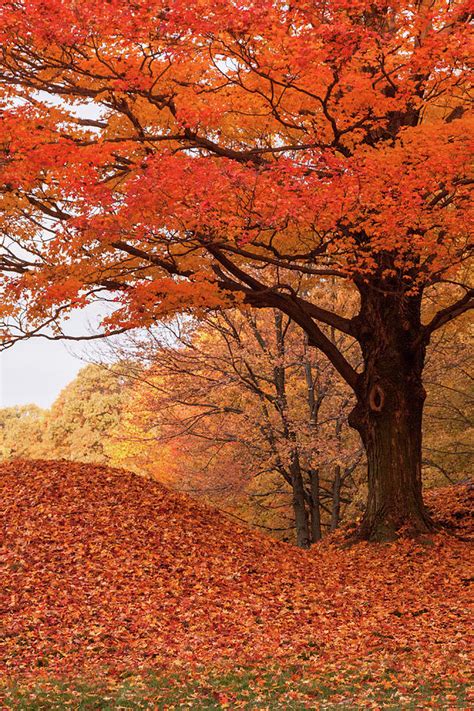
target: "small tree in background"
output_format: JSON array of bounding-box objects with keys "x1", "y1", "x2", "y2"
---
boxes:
[{"x1": 106, "y1": 308, "x2": 362, "y2": 547}]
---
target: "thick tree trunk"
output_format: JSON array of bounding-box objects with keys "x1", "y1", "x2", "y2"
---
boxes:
[
  {"x1": 351, "y1": 385, "x2": 433, "y2": 540},
  {"x1": 349, "y1": 284, "x2": 434, "y2": 541}
]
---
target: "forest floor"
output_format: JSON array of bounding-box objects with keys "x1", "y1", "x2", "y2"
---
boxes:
[{"x1": 1, "y1": 460, "x2": 472, "y2": 709}]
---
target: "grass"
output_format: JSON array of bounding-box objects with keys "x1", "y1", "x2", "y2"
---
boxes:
[{"x1": 1, "y1": 667, "x2": 471, "y2": 709}]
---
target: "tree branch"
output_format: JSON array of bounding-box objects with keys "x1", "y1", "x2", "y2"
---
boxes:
[
  {"x1": 207, "y1": 244, "x2": 354, "y2": 334},
  {"x1": 424, "y1": 288, "x2": 474, "y2": 338},
  {"x1": 207, "y1": 248, "x2": 359, "y2": 391}
]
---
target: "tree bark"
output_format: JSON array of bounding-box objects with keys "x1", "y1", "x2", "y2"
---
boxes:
[
  {"x1": 309, "y1": 468, "x2": 322, "y2": 542},
  {"x1": 349, "y1": 283, "x2": 434, "y2": 541},
  {"x1": 291, "y1": 459, "x2": 311, "y2": 548},
  {"x1": 330, "y1": 465, "x2": 342, "y2": 532}
]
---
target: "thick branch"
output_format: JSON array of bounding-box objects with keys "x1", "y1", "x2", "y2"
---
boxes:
[
  {"x1": 424, "y1": 289, "x2": 474, "y2": 338},
  {"x1": 112, "y1": 240, "x2": 192, "y2": 277},
  {"x1": 293, "y1": 295, "x2": 355, "y2": 336},
  {"x1": 210, "y1": 266, "x2": 359, "y2": 391},
  {"x1": 207, "y1": 244, "x2": 354, "y2": 334}
]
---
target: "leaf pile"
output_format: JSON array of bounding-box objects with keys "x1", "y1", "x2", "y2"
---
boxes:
[{"x1": 1, "y1": 460, "x2": 472, "y2": 699}]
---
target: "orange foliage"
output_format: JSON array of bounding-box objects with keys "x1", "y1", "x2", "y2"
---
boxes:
[
  {"x1": 0, "y1": 0, "x2": 471, "y2": 330},
  {"x1": 1, "y1": 460, "x2": 471, "y2": 697}
]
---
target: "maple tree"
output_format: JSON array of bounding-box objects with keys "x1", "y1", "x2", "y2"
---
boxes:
[{"x1": 0, "y1": 0, "x2": 472, "y2": 539}]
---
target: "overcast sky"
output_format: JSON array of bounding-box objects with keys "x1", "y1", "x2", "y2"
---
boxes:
[
  {"x1": 0, "y1": 338, "x2": 84, "y2": 409},
  {"x1": 0, "y1": 305, "x2": 113, "y2": 409}
]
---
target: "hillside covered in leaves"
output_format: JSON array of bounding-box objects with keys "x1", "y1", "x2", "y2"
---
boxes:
[{"x1": 1, "y1": 460, "x2": 472, "y2": 707}]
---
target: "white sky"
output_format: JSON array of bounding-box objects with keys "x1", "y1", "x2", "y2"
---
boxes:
[
  {"x1": 0, "y1": 338, "x2": 84, "y2": 408},
  {"x1": 0, "y1": 305, "x2": 113, "y2": 409}
]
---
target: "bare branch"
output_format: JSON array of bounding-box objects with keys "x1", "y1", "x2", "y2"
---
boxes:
[{"x1": 424, "y1": 288, "x2": 474, "y2": 338}]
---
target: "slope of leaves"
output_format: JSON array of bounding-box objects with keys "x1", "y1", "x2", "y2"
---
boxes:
[{"x1": 1, "y1": 460, "x2": 472, "y2": 704}]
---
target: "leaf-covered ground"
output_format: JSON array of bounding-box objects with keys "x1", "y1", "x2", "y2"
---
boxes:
[{"x1": 1, "y1": 460, "x2": 472, "y2": 708}]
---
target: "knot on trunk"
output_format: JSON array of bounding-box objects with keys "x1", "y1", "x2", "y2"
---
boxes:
[{"x1": 369, "y1": 384, "x2": 385, "y2": 412}]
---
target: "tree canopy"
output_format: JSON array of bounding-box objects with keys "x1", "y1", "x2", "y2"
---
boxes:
[{"x1": 0, "y1": 0, "x2": 471, "y2": 345}]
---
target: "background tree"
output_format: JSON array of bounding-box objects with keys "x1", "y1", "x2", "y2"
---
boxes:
[
  {"x1": 0, "y1": 404, "x2": 48, "y2": 460},
  {"x1": 0, "y1": 0, "x2": 472, "y2": 539},
  {"x1": 0, "y1": 364, "x2": 131, "y2": 464},
  {"x1": 46, "y1": 363, "x2": 131, "y2": 464},
  {"x1": 106, "y1": 307, "x2": 362, "y2": 547},
  {"x1": 422, "y1": 315, "x2": 473, "y2": 486}
]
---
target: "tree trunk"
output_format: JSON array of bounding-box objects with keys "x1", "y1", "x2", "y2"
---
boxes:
[
  {"x1": 273, "y1": 311, "x2": 311, "y2": 548},
  {"x1": 349, "y1": 283, "x2": 434, "y2": 541},
  {"x1": 291, "y1": 464, "x2": 311, "y2": 548},
  {"x1": 309, "y1": 468, "x2": 322, "y2": 542},
  {"x1": 330, "y1": 465, "x2": 341, "y2": 532}
]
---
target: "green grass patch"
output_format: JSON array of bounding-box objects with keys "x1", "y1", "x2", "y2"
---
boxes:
[{"x1": 1, "y1": 667, "x2": 471, "y2": 709}]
